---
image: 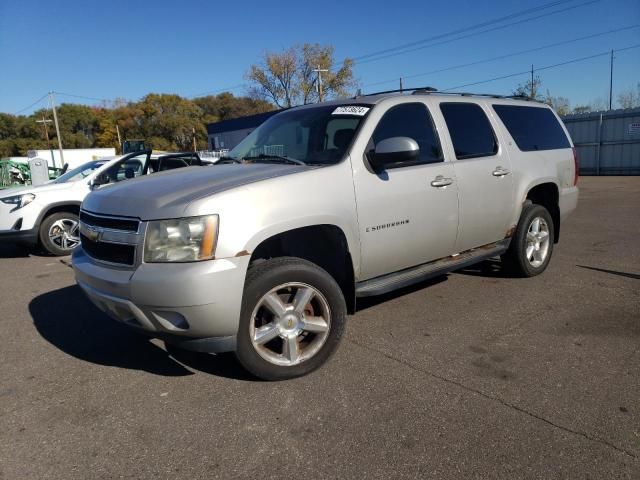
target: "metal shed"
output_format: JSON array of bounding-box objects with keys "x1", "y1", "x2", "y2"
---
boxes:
[
  {"x1": 207, "y1": 110, "x2": 279, "y2": 151},
  {"x1": 562, "y1": 107, "x2": 640, "y2": 175}
]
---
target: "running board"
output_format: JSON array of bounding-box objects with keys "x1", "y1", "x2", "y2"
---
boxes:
[{"x1": 355, "y1": 239, "x2": 510, "y2": 298}]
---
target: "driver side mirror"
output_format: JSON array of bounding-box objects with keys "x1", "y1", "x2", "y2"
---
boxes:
[
  {"x1": 90, "y1": 173, "x2": 110, "y2": 189},
  {"x1": 369, "y1": 137, "x2": 420, "y2": 172}
]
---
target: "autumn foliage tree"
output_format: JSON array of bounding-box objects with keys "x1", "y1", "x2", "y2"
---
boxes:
[
  {"x1": 247, "y1": 44, "x2": 357, "y2": 108},
  {"x1": 0, "y1": 93, "x2": 275, "y2": 157}
]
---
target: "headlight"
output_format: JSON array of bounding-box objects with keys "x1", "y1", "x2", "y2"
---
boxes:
[
  {"x1": 0, "y1": 193, "x2": 35, "y2": 211},
  {"x1": 144, "y1": 215, "x2": 218, "y2": 263}
]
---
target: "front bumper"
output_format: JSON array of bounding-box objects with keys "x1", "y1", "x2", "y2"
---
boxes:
[
  {"x1": 0, "y1": 200, "x2": 41, "y2": 246},
  {"x1": 0, "y1": 227, "x2": 39, "y2": 245},
  {"x1": 72, "y1": 247, "x2": 250, "y2": 352}
]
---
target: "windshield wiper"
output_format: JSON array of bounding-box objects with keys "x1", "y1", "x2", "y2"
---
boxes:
[
  {"x1": 216, "y1": 156, "x2": 241, "y2": 164},
  {"x1": 242, "y1": 154, "x2": 306, "y2": 166}
]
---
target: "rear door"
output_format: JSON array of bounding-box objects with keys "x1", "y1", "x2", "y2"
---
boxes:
[
  {"x1": 351, "y1": 101, "x2": 459, "y2": 280},
  {"x1": 435, "y1": 101, "x2": 514, "y2": 252}
]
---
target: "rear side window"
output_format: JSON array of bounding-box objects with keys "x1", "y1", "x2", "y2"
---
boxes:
[
  {"x1": 440, "y1": 103, "x2": 498, "y2": 159},
  {"x1": 371, "y1": 102, "x2": 442, "y2": 164},
  {"x1": 493, "y1": 105, "x2": 570, "y2": 151}
]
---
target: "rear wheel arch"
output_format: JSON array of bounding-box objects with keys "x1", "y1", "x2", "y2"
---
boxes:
[
  {"x1": 524, "y1": 182, "x2": 560, "y2": 243},
  {"x1": 248, "y1": 224, "x2": 356, "y2": 314}
]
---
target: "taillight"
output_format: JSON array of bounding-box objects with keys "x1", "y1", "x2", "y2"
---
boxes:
[{"x1": 572, "y1": 147, "x2": 579, "y2": 186}]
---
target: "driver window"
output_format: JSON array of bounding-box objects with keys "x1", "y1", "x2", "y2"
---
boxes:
[{"x1": 370, "y1": 103, "x2": 443, "y2": 165}]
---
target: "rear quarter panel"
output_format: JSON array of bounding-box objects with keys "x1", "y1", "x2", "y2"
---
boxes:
[{"x1": 487, "y1": 101, "x2": 577, "y2": 228}]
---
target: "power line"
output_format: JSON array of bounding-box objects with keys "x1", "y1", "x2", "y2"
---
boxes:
[
  {"x1": 350, "y1": 0, "x2": 582, "y2": 64},
  {"x1": 363, "y1": 24, "x2": 640, "y2": 90},
  {"x1": 13, "y1": 93, "x2": 49, "y2": 115},
  {"x1": 441, "y1": 43, "x2": 640, "y2": 92},
  {"x1": 187, "y1": 84, "x2": 246, "y2": 98},
  {"x1": 54, "y1": 91, "x2": 112, "y2": 103},
  {"x1": 348, "y1": 0, "x2": 600, "y2": 68}
]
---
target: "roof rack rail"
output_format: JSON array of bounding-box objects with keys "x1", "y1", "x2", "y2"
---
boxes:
[
  {"x1": 353, "y1": 86, "x2": 438, "y2": 98},
  {"x1": 354, "y1": 86, "x2": 541, "y2": 102}
]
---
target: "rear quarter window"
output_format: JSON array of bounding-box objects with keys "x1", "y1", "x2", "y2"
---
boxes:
[{"x1": 493, "y1": 105, "x2": 570, "y2": 151}]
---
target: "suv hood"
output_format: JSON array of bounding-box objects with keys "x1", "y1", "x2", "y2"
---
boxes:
[
  {"x1": 82, "y1": 163, "x2": 312, "y2": 220},
  {"x1": 0, "y1": 181, "x2": 74, "y2": 198}
]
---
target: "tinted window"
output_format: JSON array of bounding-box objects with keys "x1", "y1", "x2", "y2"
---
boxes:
[
  {"x1": 440, "y1": 103, "x2": 498, "y2": 159},
  {"x1": 370, "y1": 103, "x2": 442, "y2": 165},
  {"x1": 493, "y1": 105, "x2": 570, "y2": 151}
]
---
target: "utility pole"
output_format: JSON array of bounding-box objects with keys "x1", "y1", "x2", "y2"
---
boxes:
[
  {"x1": 192, "y1": 127, "x2": 197, "y2": 152},
  {"x1": 609, "y1": 49, "x2": 614, "y2": 110},
  {"x1": 48, "y1": 92, "x2": 64, "y2": 168},
  {"x1": 313, "y1": 65, "x2": 328, "y2": 102},
  {"x1": 115, "y1": 124, "x2": 122, "y2": 153},
  {"x1": 530, "y1": 64, "x2": 535, "y2": 99},
  {"x1": 35, "y1": 116, "x2": 55, "y2": 165},
  {"x1": 399, "y1": 77, "x2": 404, "y2": 92}
]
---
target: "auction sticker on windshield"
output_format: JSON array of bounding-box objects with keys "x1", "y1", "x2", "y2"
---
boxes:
[{"x1": 332, "y1": 106, "x2": 370, "y2": 116}]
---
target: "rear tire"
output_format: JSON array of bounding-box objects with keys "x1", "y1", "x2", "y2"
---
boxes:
[
  {"x1": 235, "y1": 257, "x2": 347, "y2": 381},
  {"x1": 501, "y1": 204, "x2": 554, "y2": 277},
  {"x1": 39, "y1": 211, "x2": 80, "y2": 256}
]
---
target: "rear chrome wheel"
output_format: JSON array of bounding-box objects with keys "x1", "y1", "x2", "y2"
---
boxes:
[
  {"x1": 236, "y1": 257, "x2": 346, "y2": 380},
  {"x1": 501, "y1": 203, "x2": 554, "y2": 277},
  {"x1": 525, "y1": 216, "x2": 550, "y2": 268}
]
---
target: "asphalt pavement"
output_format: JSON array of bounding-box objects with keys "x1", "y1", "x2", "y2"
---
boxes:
[{"x1": 0, "y1": 176, "x2": 638, "y2": 479}]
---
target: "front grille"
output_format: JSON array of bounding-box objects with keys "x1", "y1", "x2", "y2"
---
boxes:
[
  {"x1": 80, "y1": 234, "x2": 136, "y2": 266},
  {"x1": 80, "y1": 211, "x2": 139, "y2": 232}
]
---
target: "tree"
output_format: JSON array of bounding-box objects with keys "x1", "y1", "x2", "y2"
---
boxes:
[
  {"x1": 544, "y1": 90, "x2": 571, "y2": 116},
  {"x1": 0, "y1": 91, "x2": 281, "y2": 156},
  {"x1": 247, "y1": 44, "x2": 357, "y2": 108},
  {"x1": 194, "y1": 93, "x2": 274, "y2": 124},
  {"x1": 572, "y1": 105, "x2": 592, "y2": 114},
  {"x1": 513, "y1": 75, "x2": 544, "y2": 100},
  {"x1": 617, "y1": 82, "x2": 640, "y2": 109}
]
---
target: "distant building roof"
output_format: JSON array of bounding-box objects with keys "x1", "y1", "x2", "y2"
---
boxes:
[{"x1": 207, "y1": 110, "x2": 280, "y2": 134}]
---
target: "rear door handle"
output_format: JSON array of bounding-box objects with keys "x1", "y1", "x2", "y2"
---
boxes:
[
  {"x1": 492, "y1": 166, "x2": 511, "y2": 177},
  {"x1": 430, "y1": 175, "x2": 453, "y2": 188}
]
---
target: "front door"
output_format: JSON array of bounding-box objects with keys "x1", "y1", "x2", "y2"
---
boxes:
[
  {"x1": 436, "y1": 101, "x2": 514, "y2": 252},
  {"x1": 351, "y1": 101, "x2": 459, "y2": 280}
]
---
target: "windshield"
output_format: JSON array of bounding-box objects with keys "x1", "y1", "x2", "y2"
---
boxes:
[
  {"x1": 53, "y1": 161, "x2": 107, "y2": 183},
  {"x1": 228, "y1": 105, "x2": 370, "y2": 165}
]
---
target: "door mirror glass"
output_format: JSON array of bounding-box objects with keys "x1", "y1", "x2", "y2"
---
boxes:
[
  {"x1": 370, "y1": 137, "x2": 420, "y2": 171},
  {"x1": 91, "y1": 173, "x2": 110, "y2": 189}
]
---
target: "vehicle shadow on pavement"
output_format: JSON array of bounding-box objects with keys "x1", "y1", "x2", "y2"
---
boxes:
[
  {"x1": 29, "y1": 285, "x2": 252, "y2": 380},
  {"x1": 356, "y1": 275, "x2": 448, "y2": 311},
  {"x1": 455, "y1": 259, "x2": 520, "y2": 279}
]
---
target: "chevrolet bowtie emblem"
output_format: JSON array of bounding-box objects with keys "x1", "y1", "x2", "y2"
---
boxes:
[{"x1": 82, "y1": 223, "x2": 102, "y2": 242}]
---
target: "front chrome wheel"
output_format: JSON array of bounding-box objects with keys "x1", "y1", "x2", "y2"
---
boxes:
[
  {"x1": 250, "y1": 282, "x2": 331, "y2": 367},
  {"x1": 48, "y1": 218, "x2": 80, "y2": 251},
  {"x1": 525, "y1": 216, "x2": 550, "y2": 268}
]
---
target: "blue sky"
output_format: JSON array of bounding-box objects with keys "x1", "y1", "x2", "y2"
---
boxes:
[{"x1": 1, "y1": 0, "x2": 638, "y2": 114}]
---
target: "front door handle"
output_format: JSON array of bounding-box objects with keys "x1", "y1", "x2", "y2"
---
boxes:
[
  {"x1": 430, "y1": 175, "x2": 453, "y2": 188},
  {"x1": 492, "y1": 166, "x2": 511, "y2": 177}
]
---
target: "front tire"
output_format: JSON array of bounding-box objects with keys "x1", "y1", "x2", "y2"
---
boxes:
[
  {"x1": 502, "y1": 203, "x2": 554, "y2": 277},
  {"x1": 235, "y1": 257, "x2": 347, "y2": 381},
  {"x1": 39, "y1": 211, "x2": 80, "y2": 256}
]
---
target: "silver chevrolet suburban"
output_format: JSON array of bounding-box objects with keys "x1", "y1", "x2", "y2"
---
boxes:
[{"x1": 72, "y1": 89, "x2": 579, "y2": 380}]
